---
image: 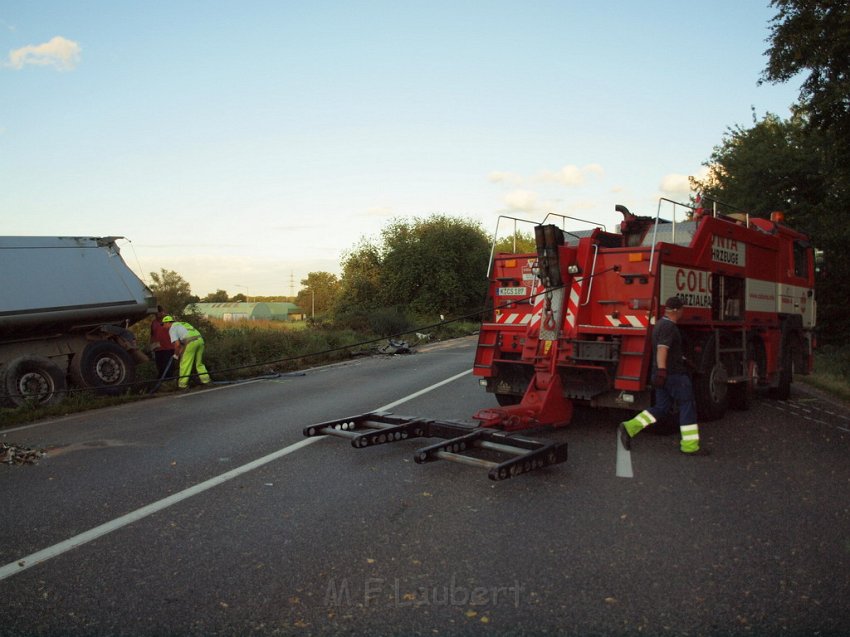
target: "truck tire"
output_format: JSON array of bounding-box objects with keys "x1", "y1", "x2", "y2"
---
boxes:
[
  {"x1": 728, "y1": 339, "x2": 763, "y2": 411},
  {"x1": 493, "y1": 359, "x2": 532, "y2": 406},
  {"x1": 70, "y1": 341, "x2": 135, "y2": 396},
  {"x1": 769, "y1": 336, "x2": 794, "y2": 400},
  {"x1": 694, "y1": 334, "x2": 728, "y2": 421},
  {"x1": 495, "y1": 393, "x2": 522, "y2": 406},
  {"x1": 3, "y1": 355, "x2": 67, "y2": 407}
]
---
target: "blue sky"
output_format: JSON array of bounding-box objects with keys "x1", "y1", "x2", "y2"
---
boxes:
[{"x1": 1, "y1": 1, "x2": 801, "y2": 297}]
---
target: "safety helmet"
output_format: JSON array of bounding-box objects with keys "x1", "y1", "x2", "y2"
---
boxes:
[{"x1": 161, "y1": 315, "x2": 175, "y2": 323}]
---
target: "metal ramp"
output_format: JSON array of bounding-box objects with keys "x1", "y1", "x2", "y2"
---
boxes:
[{"x1": 303, "y1": 412, "x2": 568, "y2": 481}]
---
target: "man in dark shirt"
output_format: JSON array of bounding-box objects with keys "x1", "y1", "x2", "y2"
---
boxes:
[
  {"x1": 150, "y1": 305, "x2": 176, "y2": 380},
  {"x1": 619, "y1": 296, "x2": 706, "y2": 455}
]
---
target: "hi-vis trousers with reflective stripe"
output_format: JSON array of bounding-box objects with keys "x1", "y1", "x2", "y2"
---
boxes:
[
  {"x1": 621, "y1": 372, "x2": 700, "y2": 453},
  {"x1": 178, "y1": 337, "x2": 210, "y2": 389}
]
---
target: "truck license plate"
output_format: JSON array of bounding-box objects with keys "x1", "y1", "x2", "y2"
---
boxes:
[{"x1": 498, "y1": 287, "x2": 527, "y2": 296}]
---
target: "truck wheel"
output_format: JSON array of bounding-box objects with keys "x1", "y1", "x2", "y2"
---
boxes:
[
  {"x1": 694, "y1": 335, "x2": 728, "y2": 421},
  {"x1": 495, "y1": 393, "x2": 521, "y2": 406},
  {"x1": 493, "y1": 361, "x2": 532, "y2": 406},
  {"x1": 728, "y1": 340, "x2": 762, "y2": 411},
  {"x1": 71, "y1": 341, "x2": 135, "y2": 395},
  {"x1": 3, "y1": 356, "x2": 67, "y2": 407},
  {"x1": 769, "y1": 336, "x2": 794, "y2": 400}
]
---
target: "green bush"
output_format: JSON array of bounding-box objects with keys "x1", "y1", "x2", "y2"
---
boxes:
[{"x1": 802, "y1": 345, "x2": 850, "y2": 403}]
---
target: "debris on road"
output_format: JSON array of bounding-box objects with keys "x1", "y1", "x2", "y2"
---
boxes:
[
  {"x1": 0, "y1": 442, "x2": 46, "y2": 465},
  {"x1": 378, "y1": 339, "x2": 412, "y2": 355}
]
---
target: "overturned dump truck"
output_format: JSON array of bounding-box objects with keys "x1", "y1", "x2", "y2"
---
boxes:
[
  {"x1": 305, "y1": 197, "x2": 817, "y2": 480},
  {"x1": 0, "y1": 237, "x2": 156, "y2": 407}
]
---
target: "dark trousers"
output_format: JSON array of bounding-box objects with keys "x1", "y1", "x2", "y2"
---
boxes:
[
  {"x1": 154, "y1": 349, "x2": 176, "y2": 379},
  {"x1": 648, "y1": 372, "x2": 697, "y2": 425}
]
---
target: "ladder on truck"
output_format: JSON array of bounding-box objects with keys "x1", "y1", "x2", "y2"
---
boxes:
[{"x1": 303, "y1": 412, "x2": 568, "y2": 481}]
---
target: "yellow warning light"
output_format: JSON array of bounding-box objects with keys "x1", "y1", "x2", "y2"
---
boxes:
[{"x1": 628, "y1": 253, "x2": 644, "y2": 262}]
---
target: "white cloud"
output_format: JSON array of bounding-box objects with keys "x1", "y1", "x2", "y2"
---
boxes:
[
  {"x1": 7, "y1": 36, "x2": 81, "y2": 71},
  {"x1": 488, "y1": 171, "x2": 523, "y2": 185},
  {"x1": 659, "y1": 167, "x2": 710, "y2": 196},
  {"x1": 538, "y1": 163, "x2": 605, "y2": 186},
  {"x1": 503, "y1": 189, "x2": 539, "y2": 213},
  {"x1": 659, "y1": 173, "x2": 691, "y2": 195}
]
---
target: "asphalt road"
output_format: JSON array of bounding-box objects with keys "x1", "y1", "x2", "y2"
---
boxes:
[{"x1": 1, "y1": 336, "x2": 849, "y2": 636}]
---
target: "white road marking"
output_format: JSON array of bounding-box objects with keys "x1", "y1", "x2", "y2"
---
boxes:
[
  {"x1": 378, "y1": 369, "x2": 471, "y2": 411},
  {"x1": 0, "y1": 369, "x2": 472, "y2": 582},
  {"x1": 764, "y1": 398, "x2": 850, "y2": 432},
  {"x1": 616, "y1": 432, "x2": 634, "y2": 478}
]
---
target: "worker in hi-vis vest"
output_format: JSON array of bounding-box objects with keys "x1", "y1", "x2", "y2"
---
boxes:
[{"x1": 161, "y1": 316, "x2": 211, "y2": 389}]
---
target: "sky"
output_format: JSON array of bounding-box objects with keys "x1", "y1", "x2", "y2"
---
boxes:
[{"x1": 1, "y1": 1, "x2": 803, "y2": 298}]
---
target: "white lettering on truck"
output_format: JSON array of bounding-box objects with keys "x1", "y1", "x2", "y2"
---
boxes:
[
  {"x1": 660, "y1": 265, "x2": 712, "y2": 308},
  {"x1": 711, "y1": 235, "x2": 746, "y2": 267}
]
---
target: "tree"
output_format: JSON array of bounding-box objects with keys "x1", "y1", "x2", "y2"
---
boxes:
[
  {"x1": 377, "y1": 215, "x2": 490, "y2": 316},
  {"x1": 494, "y1": 230, "x2": 536, "y2": 255},
  {"x1": 335, "y1": 238, "x2": 383, "y2": 314},
  {"x1": 203, "y1": 289, "x2": 230, "y2": 302},
  {"x1": 762, "y1": 0, "x2": 850, "y2": 137},
  {"x1": 149, "y1": 269, "x2": 198, "y2": 316},
  {"x1": 334, "y1": 214, "x2": 490, "y2": 321},
  {"x1": 691, "y1": 110, "x2": 826, "y2": 229},
  {"x1": 296, "y1": 272, "x2": 341, "y2": 317}
]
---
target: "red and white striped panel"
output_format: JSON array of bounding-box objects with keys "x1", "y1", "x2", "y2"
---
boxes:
[
  {"x1": 565, "y1": 277, "x2": 585, "y2": 330},
  {"x1": 495, "y1": 311, "x2": 532, "y2": 326},
  {"x1": 603, "y1": 313, "x2": 649, "y2": 328},
  {"x1": 526, "y1": 277, "x2": 585, "y2": 332},
  {"x1": 528, "y1": 281, "x2": 546, "y2": 330}
]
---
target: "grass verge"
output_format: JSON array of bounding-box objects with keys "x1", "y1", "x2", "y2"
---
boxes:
[{"x1": 798, "y1": 345, "x2": 850, "y2": 404}]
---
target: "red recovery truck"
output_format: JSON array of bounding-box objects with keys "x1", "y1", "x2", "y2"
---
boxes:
[
  {"x1": 472, "y1": 198, "x2": 816, "y2": 430},
  {"x1": 304, "y1": 198, "x2": 816, "y2": 479}
]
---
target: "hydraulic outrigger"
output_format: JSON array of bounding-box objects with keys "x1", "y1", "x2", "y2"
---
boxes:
[{"x1": 303, "y1": 412, "x2": 568, "y2": 481}]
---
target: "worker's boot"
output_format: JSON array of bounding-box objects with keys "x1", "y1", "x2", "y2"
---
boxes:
[
  {"x1": 619, "y1": 410, "x2": 656, "y2": 449},
  {"x1": 679, "y1": 424, "x2": 703, "y2": 454}
]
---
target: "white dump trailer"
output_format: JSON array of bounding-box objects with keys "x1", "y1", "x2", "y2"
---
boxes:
[{"x1": 0, "y1": 236, "x2": 156, "y2": 407}]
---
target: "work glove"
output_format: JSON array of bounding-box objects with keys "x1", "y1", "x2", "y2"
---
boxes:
[{"x1": 652, "y1": 369, "x2": 667, "y2": 388}]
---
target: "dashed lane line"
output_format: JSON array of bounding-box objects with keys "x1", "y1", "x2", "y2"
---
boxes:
[{"x1": 616, "y1": 432, "x2": 634, "y2": 479}]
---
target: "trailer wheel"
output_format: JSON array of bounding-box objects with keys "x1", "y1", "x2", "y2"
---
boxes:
[
  {"x1": 3, "y1": 356, "x2": 67, "y2": 407},
  {"x1": 71, "y1": 341, "x2": 135, "y2": 395},
  {"x1": 694, "y1": 334, "x2": 728, "y2": 421}
]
